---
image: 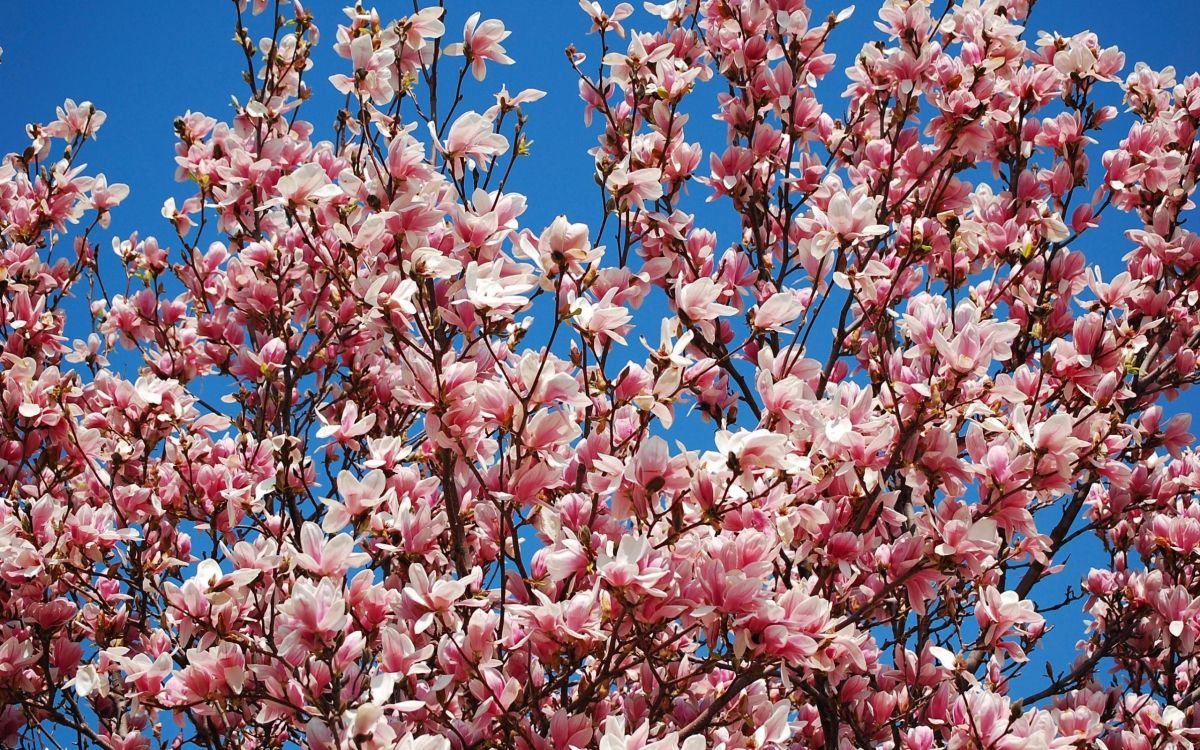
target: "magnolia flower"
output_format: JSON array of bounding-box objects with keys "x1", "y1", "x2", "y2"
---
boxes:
[
  {"x1": 404, "y1": 564, "x2": 480, "y2": 634},
  {"x1": 329, "y1": 35, "x2": 397, "y2": 103},
  {"x1": 601, "y1": 33, "x2": 674, "y2": 88},
  {"x1": 571, "y1": 288, "x2": 632, "y2": 345},
  {"x1": 643, "y1": 319, "x2": 695, "y2": 367},
  {"x1": 580, "y1": 1, "x2": 634, "y2": 37},
  {"x1": 66, "y1": 334, "x2": 108, "y2": 367},
  {"x1": 526, "y1": 215, "x2": 602, "y2": 278},
  {"x1": 89, "y1": 174, "x2": 130, "y2": 213},
  {"x1": 1050, "y1": 36, "x2": 1099, "y2": 77},
  {"x1": 811, "y1": 190, "x2": 887, "y2": 240},
  {"x1": 277, "y1": 578, "x2": 351, "y2": 655},
  {"x1": 607, "y1": 164, "x2": 664, "y2": 208},
  {"x1": 268, "y1": 163, "x2": 342, "y2": 208},
  {"x1": 642, "y1": 0, "x2": 687, "y2": 20},
  {"x1": 68, "y1": 664, "x2": 106, "y2": 698},
  {"x1": 464, "y1": 260, "x2": 534, "y2": 315},
  {"x1": 396, "y1": 7, "x2": 445, "y2": 49},
  {"x1": 600, "y1": 715, "x2": 705, "y2": 750},
  {"x1": 231, "y1": 336, "x2": 288, "y2": 380},
  {"x1": 975, "y1": 587, "x2": 1044, "y2": 661},
  {"x1": 435, "y1": 111, "x2": 509, "y2": 177},
  {"x1": 752, "y1": 292, "x2": 805, "y2": 331},
  {"x1": 676, "y1": 277, "x2": 737, "y2": 339},
  {"x1": 713, "y1": 429, "x2": 790, "y2": 471},
  {"x1": 596, "y1": 534, "x2": 670, "y2": 595},
  {"x1": 316, "y1": 402, "x2": 377, "y2": 444},
  {"x1": 294, "y1": 522, "x2": 370, "y2": 578},
  {"x1": 323, "y1": 469, "x2": 393, "y2": 532},
  {"x1": 364, "y1": 273, "x2": 419, "y2": 316},
  {"x1": 444, "y1": 12, "x2": 513, "y2": 81},
  {"x1": 486, "y1": 85, "x2": 547, "y2": 118},
  {"x1": 43, "y1": 98, "x2": 107, "y2": 138}
]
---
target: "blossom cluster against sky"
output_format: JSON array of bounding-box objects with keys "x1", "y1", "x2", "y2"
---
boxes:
[
  {"x1": 2, "y1": 0, "x2": 1199, "y2": 696},
  {"x1": 2, "y1": 2, "x2": 1196, "y2": 252}
]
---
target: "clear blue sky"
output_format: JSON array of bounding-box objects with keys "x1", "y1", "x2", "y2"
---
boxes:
[{"x1": 2, "y1": 0, "x2": 1198, "y2": 700}]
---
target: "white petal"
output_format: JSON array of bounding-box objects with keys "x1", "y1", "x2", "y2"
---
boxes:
[{"x1": 929, "y1": 645, "x2": 958, "y2": 671}]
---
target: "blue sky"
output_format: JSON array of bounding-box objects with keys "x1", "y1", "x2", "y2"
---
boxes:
[{"x1": 2, "y1": 0, "x2": 1199, "y2": 707}]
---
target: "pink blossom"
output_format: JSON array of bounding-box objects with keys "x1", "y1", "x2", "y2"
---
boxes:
[
  {"x1": 316, "y1": 401, "x2": 377, "y2": 444},
  {"x1": 329, "y1": 35, "x2": 397, "y2": 103},
  {"x1": 435, "y1": 111, "x2": 509, "y2": 177},
  {"x1": 6, "y1": 3, "x2": 1200, "y2": 749},
  {"x1": 608, "y1": 164, "x2": 664, "y2": 208},
  {"x1": 571, "y1": 288, "x2": 633, "y2": 345},
  {"x1": 580, "y1": 1, "x2": 635, "y2": 38},
  {"x1": 269, "y1": 162, "x2": 342, "y2": 208},
  {"x1": 444, "y1": 13, "x2": 513, "y2": 81}
]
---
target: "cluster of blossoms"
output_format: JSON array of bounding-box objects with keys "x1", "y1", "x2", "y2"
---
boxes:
[{"x1": 2, "y1": 0, "x2": 1200, "y2": 748}]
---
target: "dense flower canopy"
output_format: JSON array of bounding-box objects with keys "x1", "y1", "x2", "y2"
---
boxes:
[{"x1": 1, "y1": 0, "x2": 1200, "y2": 748}]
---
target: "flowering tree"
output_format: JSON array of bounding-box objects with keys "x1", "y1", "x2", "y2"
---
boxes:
[{"x1": 2, "y1": 0, "x2": 1200, "y2": 747}]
